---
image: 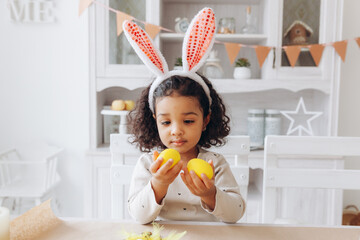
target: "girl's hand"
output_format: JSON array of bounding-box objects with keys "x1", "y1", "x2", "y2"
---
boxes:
[
  {"x1": 180, "y1": 159, "x2": 216, "y2": 210},
  {"x1": 150, "y1": 155, "x2": 183, "y2": 186},
  {"x1": 150, "y1": 151, "x2": 183, "y2": 204}
]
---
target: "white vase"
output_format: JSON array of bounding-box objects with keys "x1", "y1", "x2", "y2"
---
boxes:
[{"x1": 233, "y1": 67, "x2": 251, "y2": 79}]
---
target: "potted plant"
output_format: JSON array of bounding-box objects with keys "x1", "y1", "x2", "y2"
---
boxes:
[
  {"x1": 233, "y1": 57, "x2": 251, "y2": 79},
  {"x1": 174, "y1": 57, "x2": 182, "y2": 70}
]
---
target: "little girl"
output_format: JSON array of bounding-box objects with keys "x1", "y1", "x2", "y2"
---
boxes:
[{"x1": 123, "y1": 8, "x2": 245, "y2": 224}]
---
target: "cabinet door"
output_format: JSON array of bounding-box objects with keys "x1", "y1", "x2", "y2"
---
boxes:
[
  {"x1": 264, "y1": 0, "x2": 341, "y2": 79},
  {"x1": 85, "y1": 152, "x2": 111, "y2": 219},
  {"x1": 95, "y1": 0, "x2": 160, "y2": 78}
]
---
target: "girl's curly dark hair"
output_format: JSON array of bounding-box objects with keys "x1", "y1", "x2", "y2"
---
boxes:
[{"x1": 128, "y1": 74, "x2": 230, "y2": 152}]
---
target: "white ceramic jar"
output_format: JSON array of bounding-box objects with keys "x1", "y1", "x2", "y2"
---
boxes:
[
  {"x1": 265, "y1": 109, "x2": 282, "y2": 136},
  {"x1": 247, "y1": 108, "x2": 265, "y2": 148},
  {"x1": 233, "y1": 67, "x2": 251, "y2": 79}
]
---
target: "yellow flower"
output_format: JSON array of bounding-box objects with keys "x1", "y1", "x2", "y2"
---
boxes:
[{"x1": 121, "y1": 222, "x2": 186, "y2": 240}]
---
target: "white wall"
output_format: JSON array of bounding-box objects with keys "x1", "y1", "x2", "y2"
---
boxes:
[
  {"x1": 338, "y1": 0, "x2": 360, "y2": 208},
  {"x1": 0, "y1": 1, "x2": 89, "y2": 217}
]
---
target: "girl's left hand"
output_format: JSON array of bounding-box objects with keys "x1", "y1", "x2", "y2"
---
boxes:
[{"x1": 180, "y1": 159, "x2": 216, "y2": 209}]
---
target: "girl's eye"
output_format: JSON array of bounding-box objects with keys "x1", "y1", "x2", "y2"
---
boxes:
[
  {"x1": 161, "y1": 121, "x2": 170, "y2": 125},
  {"x1": 184, "y1": 120, "x2": 195, "y2": 124}
]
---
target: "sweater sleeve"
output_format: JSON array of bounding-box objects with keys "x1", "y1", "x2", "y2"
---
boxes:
[
  {"x1": 200, "y1": 152, "x2": 246, "y2": 223},
  {"x1": 127, "y1": 153, "x2": 165, "y2": 224}
]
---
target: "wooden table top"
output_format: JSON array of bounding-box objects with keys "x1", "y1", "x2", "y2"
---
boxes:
[{"x1": 36, "y1": 218, "x2": 360, "y2": 240}]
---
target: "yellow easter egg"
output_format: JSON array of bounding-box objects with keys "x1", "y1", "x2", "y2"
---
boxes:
[
  {"x1": 157, "y1": 149, "x2": 180, "y2": 168},
  {"x1": 187, "y1": 158, "x2": 214, "y2": 179}
]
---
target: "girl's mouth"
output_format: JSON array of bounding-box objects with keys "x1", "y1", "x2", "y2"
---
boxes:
[{"x1": 171, "y1": 140, "x2": 186, "y2": 147}]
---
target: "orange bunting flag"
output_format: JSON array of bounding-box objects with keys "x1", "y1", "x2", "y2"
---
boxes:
[
  {"x1": 332, "y1": 40, "x2": 348, "y2": 62},
  {"x1": 116, "y1": 12, "x2": 134, "y2": 36},
  {"x1": 224, "y1": 43, "x2": 241, "y2": 65},
  {"x1": 284, "y1": 45, "x2": 301, "y2": 67},
  {"x1": 78, "y1": 0, "x2": 93, "y2": 16},
  {"x1": 145, "y1": 23, "x2": 161, "y2": 40},
  {"x1": 255, "y1": 46, "x2": 272, "y2": 68},
  {"x1": 355, "y1": 37, "x2": 360, "y2": 48},
  {"x1": 308, "y1": 44, "x2": 325, "y2": 66}
]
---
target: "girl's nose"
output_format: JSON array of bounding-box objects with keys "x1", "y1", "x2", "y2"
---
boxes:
[{"x1": 171, "y1": 123, "x2": 183, "y2": 136}]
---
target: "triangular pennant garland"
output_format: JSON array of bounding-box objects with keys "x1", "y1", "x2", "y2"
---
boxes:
[
  {"x1": 308, "y1": 44, "x2": 325, "y2": 66},
  {"x1": 356, "y1": 37, "x2": 360, "y2": 48},
  {"x1": 284, "y1": 46, "x2": 302, "y2": 67},
  {"x1": 145, "y1": 23, "x2": 161, "y2": 40},
  {"x1": 255, "y1": 46, "x2": 272, "y2": 68},
  {"x1": 332, "y1": 40, "x2": 348, "y2": 62},
  {"x1": 224, "y1": 43, "x2": 241, "y2": 65},
  {"x1": 116, "y1": 12, "x2": 134, "y2": 36},
  {"x1": 78, "y1": 0, "x2": 93, "y2": 16},
  {"x1": 78, "y1": 3, "x2": 360, "y2": 66}
]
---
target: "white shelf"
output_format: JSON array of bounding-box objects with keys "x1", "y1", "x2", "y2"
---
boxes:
[
  {"x1": 160, "y1": 33, "x2": 267, "y2": 44},
  {"x1": 211, "y1": 79, "x2": 330, "y2": 94},
  {"x1": 97, "y1": 78, "x2": 330, "y2": 94},
  {"x1": 100, "y1": 106, "x2": 129, "y2": 116}
]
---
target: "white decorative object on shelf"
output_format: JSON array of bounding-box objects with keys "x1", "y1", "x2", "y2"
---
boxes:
[
  {"x1": 234, "y1": 67, "x2": 251, "y2": 79},
  {"x1": 247, "y1": 109, "x2": 265, "y2": 148},
  {"x1": 240, "y1": 6, "x2": 257, "y2": 34},
  {"x1": 101, "y1": 106, "x2": 129, "y2": 136},
  {"x1": 174, "y1": 17, "x2": 189, "y2": 33},
  {"x1": 265, "y1": 109, "x2": 282, "y2": 136},
  {"x1": 203, "y1": 50, "x2": 223, "y2": 79},
  {"x1": 280, "y1": 97, "x2": 323, "y2": 136},
  {"x1": 234, "y1": 58, "x2": 251, "y2": 79}
]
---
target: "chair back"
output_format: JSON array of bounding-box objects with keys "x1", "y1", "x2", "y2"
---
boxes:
[
  {"x1": 0, "y1": 149, "x2": 21, "y2": 189},
  {"x1": 0, "y1": 143, "x2": 63, "y2": 212},
  {"x1": 262, "y1": 136, "x2": 360, "y2": 225},
  {"x1": 209, "y1": 135, "x2": 250, "y2": 222},
  {"x1": 110, "y1": 134, "x2": 141, "y2": 219}
]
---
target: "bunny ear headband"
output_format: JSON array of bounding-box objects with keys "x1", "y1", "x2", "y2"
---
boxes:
[{"x1": 123, "y1": 8, "x2": 216, "y2": 113}]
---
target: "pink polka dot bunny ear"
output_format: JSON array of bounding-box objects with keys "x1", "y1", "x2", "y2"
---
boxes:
[
  {"x1": 123, "y1": 20, "x2": 169, "y2": 77},
  {"x1": 122, "y1": 8, "x2": 215, "y2": 113},
  {"x1": 182, "y1": 8, "x2": 216, "y2": 73}
]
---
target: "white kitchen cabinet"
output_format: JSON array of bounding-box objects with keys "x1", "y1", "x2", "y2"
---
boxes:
[{"x1": 86, "y1": 0, "x2": 344, "y2": 222}]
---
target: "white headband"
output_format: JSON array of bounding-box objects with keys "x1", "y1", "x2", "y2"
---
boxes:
[{"x1": 123, "y1": 8, "x2": 216, "y2": 113}]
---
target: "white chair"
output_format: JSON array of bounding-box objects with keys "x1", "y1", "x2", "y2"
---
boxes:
[
  {"x1": 262, "y1": 136, "x2": 360, "y2": 225},
  {"x1": 0, "y1": 143, "x2": 63, "y2": 214},
  {"x1": 110, "y1": 134, "x2": 141, "y2": 219},
  {"x1": 110, "y1": 134, "x2": 250, "y2": 220},
  {"x1": 209, "y1": 135, "x2": 250, "y2": 222}
]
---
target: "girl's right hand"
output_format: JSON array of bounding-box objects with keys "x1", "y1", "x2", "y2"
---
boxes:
[
  {"x1": 150, "y1": 152, "x2": 183, "y2": 204},
  {"x1": 150, "y1": 153, "x2": 183, "y2": 188}
]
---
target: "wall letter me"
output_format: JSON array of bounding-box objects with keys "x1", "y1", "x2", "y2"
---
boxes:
[{"x1": 9, "y1": 0, "x2": 56, "y2": 23}]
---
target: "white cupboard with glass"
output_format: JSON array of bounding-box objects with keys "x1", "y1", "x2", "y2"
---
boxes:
[{"x1": 86, "y1": 0, "x2": 344, "y2": 224}]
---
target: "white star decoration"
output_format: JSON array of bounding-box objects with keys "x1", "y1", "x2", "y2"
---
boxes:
[{"x1": 280, "y1": 97, "x2": 323, "y2": 136}]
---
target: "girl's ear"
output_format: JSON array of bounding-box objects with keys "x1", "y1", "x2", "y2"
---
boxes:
[
  {"x1": 203, "y1": 113, "x2": 211, "y2": 131},
  {"x1": 123, "y1": 20, "x2": 169, "y2": 77},
  {"x1": 182, "y1": 8, "x2": 216, "y2": 73}
]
